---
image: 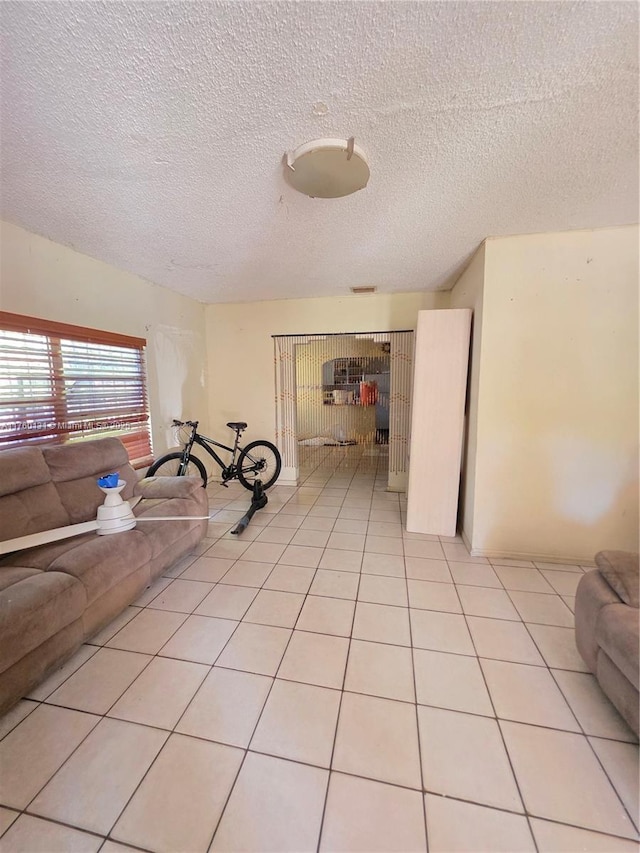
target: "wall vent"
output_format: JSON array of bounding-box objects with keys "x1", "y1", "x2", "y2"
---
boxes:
[{"x1": 350, "y1": 286, "x2": 377, "y2": 294}]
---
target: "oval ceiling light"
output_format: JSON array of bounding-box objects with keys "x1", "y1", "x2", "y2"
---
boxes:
[{"x1": 283, "y1": 137, "x2": 369, "y2": 199}]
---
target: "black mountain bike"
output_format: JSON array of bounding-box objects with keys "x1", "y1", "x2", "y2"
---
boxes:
[{"x1": 147, "y1": 420, "x2": 282, "y2": 490}]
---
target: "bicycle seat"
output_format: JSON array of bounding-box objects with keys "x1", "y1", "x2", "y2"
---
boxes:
[{"x1": 227, "y1": 421, "x2": 247, "y2": 431}]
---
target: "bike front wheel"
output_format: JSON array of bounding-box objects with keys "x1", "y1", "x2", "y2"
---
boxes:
[
  {"x1": 146, "y1": 452, "x2": 208, "y2": 487},
  {"x1": 237, "y1": 441, "x2": 281, "y2": 490}
]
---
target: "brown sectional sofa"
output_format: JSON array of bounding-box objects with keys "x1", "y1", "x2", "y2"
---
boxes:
[
  {"x1": 0, "y1": 437, "x2": 208, "y2": 713},
  {"x1": 575, "y1": 550, "x2": 639, "y2": 737}
]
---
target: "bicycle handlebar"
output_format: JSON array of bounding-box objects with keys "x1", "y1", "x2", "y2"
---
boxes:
[{"x1": 172, "y1": 419, "x2": 198, "y2": 428}]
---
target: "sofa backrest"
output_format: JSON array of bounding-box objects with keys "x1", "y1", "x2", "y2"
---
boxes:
[
  {"x1": 0, "y1": 446, "x2": 70, "y2": 541},
  {"x1": 0, "y1": 438, "x2": 139, "y2": 540},
  {"x1": 43, "y1": 438, "x2": 137, "y2": 524}
]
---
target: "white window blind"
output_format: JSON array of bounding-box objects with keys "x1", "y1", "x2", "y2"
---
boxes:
[{"x1": 0, "y1": 312, "x2": 153, "y2": 467}]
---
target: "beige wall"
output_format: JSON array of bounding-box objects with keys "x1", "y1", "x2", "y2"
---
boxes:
[
  {"x1": 205, "y1": 291, "x2": 449, "y2": 446},
  {"x1": 449, "y1": 243, "x2": 486, "y2": 543},
  {"x1": 466, "y1": 225, "x2": 639, "y2": 563},
  {"x1": 6, "y1": 218, "x2": 635, "y2": 563},
  {"x1": 0, "y1": 221, "x2": 208, "y2": 457}
]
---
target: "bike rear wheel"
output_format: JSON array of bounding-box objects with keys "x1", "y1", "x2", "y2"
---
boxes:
[
  {"x1": 147, "y1": 452, "x2": 208, "y2": 487},
  {"x1": 237, "y1": 441, "x2": 281, "y2": 490}
]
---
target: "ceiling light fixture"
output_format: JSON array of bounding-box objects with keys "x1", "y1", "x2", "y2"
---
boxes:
[
  {"x1": 283, "y1": 137, "x2": 369, "y2": 199},
  {"x1": 350, "y1": 286, "x2": 377, "y2": 294}
]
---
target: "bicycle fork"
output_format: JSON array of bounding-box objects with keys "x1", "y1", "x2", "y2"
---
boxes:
[
  {"x1": 179, "y1": 426, "x2": 198, "y2": 476},
  {"x1": 178, "y1": 450, "x2": 191, "y2": 477}
]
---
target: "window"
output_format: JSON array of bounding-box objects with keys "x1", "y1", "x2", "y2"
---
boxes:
[{"x1": 0, "y1": 312, "x2": 153, "y2": 467}]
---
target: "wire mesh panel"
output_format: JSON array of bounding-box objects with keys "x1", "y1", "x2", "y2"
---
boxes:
[
  {"x1": 274, "y1": 335, "x2": 304, "y2": 481},
  {"x1": 274, "y1": 330, "x2": 412, "y2": 490},
  {"x1": 296, "y1": 335, "x2": 390, "y2": 447},
  {"x1": 389, "y1": 331, "x2": 414, "y2": 491}
]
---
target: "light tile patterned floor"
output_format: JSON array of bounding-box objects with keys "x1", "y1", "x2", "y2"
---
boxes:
[{"x1": 0, "y1": 445, "x2": 638, "y2": 852}]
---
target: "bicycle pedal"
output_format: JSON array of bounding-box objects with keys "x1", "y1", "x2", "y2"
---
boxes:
[{"x1": 220, "y1": 481, "x2": 229, "y2": 488}]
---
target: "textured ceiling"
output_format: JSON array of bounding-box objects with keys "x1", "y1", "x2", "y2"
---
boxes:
[{"x1": 1, "y1": 1, "x2": 638, "y2": 304}]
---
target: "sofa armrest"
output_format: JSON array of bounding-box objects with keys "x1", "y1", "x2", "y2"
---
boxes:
[
  {"x1": 595, "y1": 550, "x2": 639, "y2": 608},
  {"x1": 134, "y1": 476, "x2": 205, "y2": 501},
  {"x1": 575, "y1": 570, "x2": 621, "y2": 673}
]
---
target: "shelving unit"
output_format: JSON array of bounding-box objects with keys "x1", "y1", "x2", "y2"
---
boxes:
[
  {"x1": 333, "y1": 358, "x2": 365, "y2": 385},
  {"x1": 322, "y1": 358, "x2": 385, "y2": 405}
]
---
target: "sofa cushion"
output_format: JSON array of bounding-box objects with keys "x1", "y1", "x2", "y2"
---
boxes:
[
  {"x1": 596, "y1": 649, "x2": 639, "y2": 736},
  {"x1": 0, "y1": 436, "x2": 207, "y2": 715},
  {"x1": 0, "y1": 567, "x2": 42, "y2": 592},
  {"x1": 134, "y1": 476, "x2": 205, "y2": 501},
  {"x1": 134, "y1": 497, "x2": 208, "y2": 559},
  {"x1": 595, "y1": 550, "x2": 639, "y2": 608},
  {"x1": 0, "y1": 620, "x2": 84, "y2": 715},
  {"x1": 596, "y1": 603, "x2": 640, "y2": 690},
  {"x1": 575, "y1": 570, "x2": 622, "y2": 674},
  {"x1": 54, "y1": 477, "x2": 132, "y2": 525},
  {"x1": 0, "y1": 446, "x2": 51, "y2": 497},
  {"x1": 46, "y1": 530, "x2": 152, "y2": 605},
  {"x1": 43, "y1": 437, "x2": 131, "y2": 482},
  {"x1": 0, "y1": 532, "x2": 98, "y2": 571},
  {"x1": 1, "y1": 529, "x2": 153, "y2": 605},
  {"x1": 0, "y1": 570, "x2": 86, "y2": 674},
  {"x1": 0, "y1": 483, "x2": 71, "y2": 543},
  {"x1": 43, "y1": 438, "x2": 137, "y2": 523},
  {"x1": 83, "y1": 566, "x2": 150, "y2": 639}
]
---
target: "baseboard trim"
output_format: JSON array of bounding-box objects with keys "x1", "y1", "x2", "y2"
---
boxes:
[
  {"x1": 468, "y1": 547, "x2": 594, "y2": 566},
  {"x1": 461, "y1": 528, "x2": 472, "y2": 552},
  {"x1": 387, "y1": 472, "x2": 408, "y2": 493},
  {"x1": 277, "y1": 466, "x2": 298, "y2": 488},
  {"x1": 460, "y1": 530, "x2": 595, "y2": 566}
]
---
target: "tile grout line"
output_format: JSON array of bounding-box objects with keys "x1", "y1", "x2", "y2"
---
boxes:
[
  {"x1": 23, "y1": 521, "x2": 283, "y2": 845},
  {"x1": 7, "y1": 757, "x2": 637, "y2": 852},
  {"x1": 548, "y1": 664, "x2": 640, "y2": 832},
  {"x1": 405, "y1": 547, "x2": 431, "y2": 852},
  {"x1": 210, "y1": 464, "x2": 623, "y2": 849},
  {"x1": 459, "y1": 602, "x2": 541, "y2": 852},
  {"x1": 38, "y1": 686, "x2": 638, "y2": 745},
  {"x1": 101, "y1": 480, "x2": 320, "y2": 850},
  {"x1": 202, "y1": 468, "x2": 356, "y2": 852},
  {"x1": 2, "y1": 454, "x2": 637, "y2": 848},
  {"x1": 450, "y1": 539, "x2": 605, "y2": 808},
  {"x1": 158, "y1": 568, "x2": 583, "y2": 623},
  {"x1": 517, "y1": 613, "x2": 640, "y2": 769},
  {"x1": 122, "y1": 460, "x2": 640, "y2": 846},
  {"x1": 12, "y1": 625, "x2": 185, "y2": 825},
  {"x1": 315, "y1": 519, "x2": 365, "y2": 853},
  {"x1": 5, "y1": 808, "x2": 152, "y2": 852}
]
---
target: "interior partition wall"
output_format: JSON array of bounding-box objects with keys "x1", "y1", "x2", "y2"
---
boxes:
[{"x1": 273, "y1": 331, "x2": 413, "y2": 490}]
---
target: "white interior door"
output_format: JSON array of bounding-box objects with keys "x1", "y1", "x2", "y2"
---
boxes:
[{"x1": 406, "y1": 309, "x2": 472, "y2": 536}]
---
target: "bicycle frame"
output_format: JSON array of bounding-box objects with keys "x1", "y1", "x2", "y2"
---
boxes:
[{"x1": 176, "y1": 422, "x2": 252, "y2": 482}]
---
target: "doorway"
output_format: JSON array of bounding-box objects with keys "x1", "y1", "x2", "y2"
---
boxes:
[
  {"x1": 273, "y1": 331, "x2": 413, "y2": 490},
  {"x1": 297, "y1": 336, "x2": 390, "y2": 446}
]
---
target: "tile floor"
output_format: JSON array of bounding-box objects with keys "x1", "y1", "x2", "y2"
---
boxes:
[{"x1": 0, "y1": 445, "x2": 638, "y2": 852}]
